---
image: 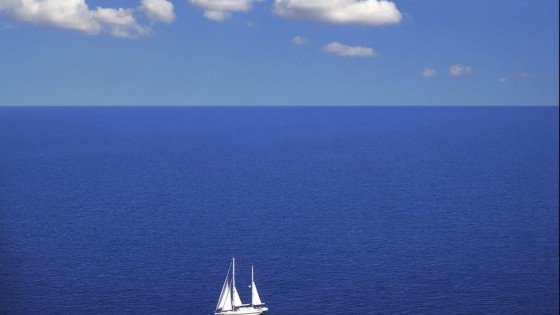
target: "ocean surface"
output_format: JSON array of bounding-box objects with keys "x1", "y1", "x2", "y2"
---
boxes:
[{"x1": 0, "y1": 107, "x2": 558, "y2": 314}]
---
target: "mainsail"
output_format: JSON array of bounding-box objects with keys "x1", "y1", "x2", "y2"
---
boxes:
[
  {"x1": 231, "y1": 286, "x2": 243, "y2": 307},
  {"x1": 232, "y1": 257, "x2": 244, "y2": 307}
]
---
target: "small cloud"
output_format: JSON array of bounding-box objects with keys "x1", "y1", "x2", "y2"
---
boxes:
[
  {"x1": 422, "y1": 67, "x2": 436, "y2": 78},
  {"x1": 323, "y1": 42, "x2": 375, "y2": 58},
  {"x1": 189, "y1": 0, "x2": 259, "y2": 21},
  {"x1": 274, "y1": 0, "x2": 402, "y2": 26},
  {"x1": 499, "y1": 72, "x2": 531, "y2": 83},
  {"x1": 292, "y1": 35, "x2": 307, "y2": 45},
  {"x1": 140, "y1": 0, "x2": 175, "y2": 24},
  {"x1": 246, "y1": 20, "x2": 255, "y2": 28},
  {"x1": 449, "y1": 64, "x2": 473, "y2": 77},
  {"x1": 202, "y1": 10, "x2": 230, "y2": 21},
  {"x1": 515, "y1": 72, "x2": 531, "y2": 79}
]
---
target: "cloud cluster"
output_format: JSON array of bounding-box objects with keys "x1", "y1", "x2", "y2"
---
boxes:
[
  {"x1": 188, "y1": 0, "x2": 260, "y2": 21},
  {"x1": 323, "y1": 42, "x2": 375, "y2": 57},
  {"x1": 0, "y1": 0, "x2": 403, "y2": 39},
  {"x1": 274, "y1": 0, "x2": 402, "y2": 26},
  {"x1": 498, "y1": 72, "x2": 531, "y2": 83},
  {"x1": 449, "y1": 64, "x2": 473, "y2": 77},
  {"x1": 422, "y1": 65, "x2": 477, "y2": 78},
  {"x1": 0, "y1": 0, "x2": 174, "y2": 38}
]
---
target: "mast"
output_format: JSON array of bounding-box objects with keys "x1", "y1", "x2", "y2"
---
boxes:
[{"x1": 232, "y1": 257, "x2": 235, "y2": 309}]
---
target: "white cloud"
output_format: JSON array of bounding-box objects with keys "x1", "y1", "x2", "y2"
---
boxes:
[
  {"x1": 449, "y1": 64, "x2": 473, "y2": 77},
  {"x1": 323, "y1": 42, "x2": 375, "y2": 57},
  {"x1": 94, "y1": 7, "x2": 149, "y2": 38},
  {"x1": 0, "y1": 0, "x2": 101, "y2": 33},
  {"x1": 422, "y1": 67, "x2": 436, "y2": 78},
  {"x1": 498, "y1": 76, "x2": 508, "y2": 83},
  {"x1": 0, "y1": 0, "x2": 175, "y2": 38},
  {"x1": 292, "y1": 35, "x2": 307, "y2": 45},
  {"x1": 141, "y1": 0, "x2": 175, "y2": 24},
  {"x1": 188, "y1": 0, "x2": 260, "y2": 21},
  {"x1": 274, "y1": 0, "x2": 402, "y2": 26}
]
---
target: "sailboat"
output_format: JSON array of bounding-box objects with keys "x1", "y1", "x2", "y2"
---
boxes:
[{"x1": 215, "y1": 258, "x2": 269, "y2": 315}]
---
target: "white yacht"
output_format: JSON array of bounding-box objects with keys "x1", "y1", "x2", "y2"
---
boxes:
[{"x1": 215, "y1": 258, "x2": 268, "y2": 315}]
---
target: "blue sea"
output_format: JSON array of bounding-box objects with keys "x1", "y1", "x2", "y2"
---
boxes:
[{"x1": 0, "y1": 107, "x2": 558, "y2": 314}]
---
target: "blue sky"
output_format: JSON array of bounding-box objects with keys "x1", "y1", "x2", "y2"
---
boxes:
[{"x1": 0, "y1": 0, "x2": 558, "y2": 106}]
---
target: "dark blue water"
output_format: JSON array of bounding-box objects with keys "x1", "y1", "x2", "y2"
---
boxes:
[{"x1": 1, "y1": 107, "x2": 558, "y2": 314}]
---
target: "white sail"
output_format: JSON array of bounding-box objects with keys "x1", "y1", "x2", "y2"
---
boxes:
[
  {"x1": 217, "y1": 279, "x2": 232, "y2": 311},
  {"x1": 231, "y1": 257, "x2": 244, "y2": 307},
  {"x1": 251, "y1": 281, "x2": 263, "y2": 305},
  {"x1": 251, "y1": 265, "x2": 263, "y2": 305},
  {"x1": 232, "y1": 285, "x2": 243, "y2": 307}
]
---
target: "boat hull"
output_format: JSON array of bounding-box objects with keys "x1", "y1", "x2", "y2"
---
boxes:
[{"x1": 215, "y1": 306, "x2": 268, "y2": 315}]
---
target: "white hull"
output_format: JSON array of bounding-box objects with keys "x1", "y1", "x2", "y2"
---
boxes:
[{"x1": 215, "y1": 306, "x2": 268, "y2": 315}]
